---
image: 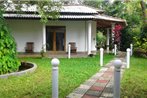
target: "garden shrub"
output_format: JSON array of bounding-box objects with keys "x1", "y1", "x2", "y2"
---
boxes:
[
  {"x1": 0, "y1": 11, "x2": 20, "y2": 74},
  {"x1": 133, "y1": 36, "x2": 147, "y2": 58},
  {"x1": 134, "y1": 48, "x2": 147, "y2": 58},
  {"x1": 96, "y1": 31, "x2": 106, "y2": 49}
]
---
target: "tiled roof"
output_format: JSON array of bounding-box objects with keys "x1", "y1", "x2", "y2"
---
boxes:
[
  {"x1": 3, "y1": 13, "x2": 125, "y2": 22},
  {"x1": 5, "y1": 5, "x2": 101, "y2": 14},
  {"x1": 4, "y1": 5, "x2": 125, "y2": 23},
  {"x1": 3, "y1": 13, "x2": 94, "y2": 19},
  {"x1": 60, "y1": 5, "x2": 102, "y2": 14},
  {"x1": 95, "y1": 15, "x2": 126, "y2": 22}
]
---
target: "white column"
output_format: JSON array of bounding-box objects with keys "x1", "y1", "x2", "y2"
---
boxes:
[
  {"x1": 87, "y1": 21, "x2": 92, "y2": 55},
  {"x1": 43, "y1": 24, "x2": 46, "y2": 52},
  {"x1": 100, "y1": 48, "x2": 104, "y2": 66},
  {"x1": 111, "y1": 23, "x2": 115, "y2": 46},
  {"x1": 106, "y1": 28, "x2": 110, "y2": 53}
]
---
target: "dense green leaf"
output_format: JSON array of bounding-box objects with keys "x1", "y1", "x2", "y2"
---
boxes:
[{"x1": 0, "y1": 10, "x2": 20, "y2": 74}]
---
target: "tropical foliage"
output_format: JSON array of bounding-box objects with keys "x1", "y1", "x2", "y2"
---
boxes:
[
  {"x1": 0, "y1": 10, "x2": 20, "y2": 74},
  {"x1": 113, "y1": 24, "x2": 123, "y2": 44},
  {"x1": 84, "y1": 0, "x2": 146, "y2": 52},
  {"x1": 96, "y1": 31, "x2": 106, "y2": 48},
  {"x1": 133, "y1": 37, "x2": 147, "y2": 58}
]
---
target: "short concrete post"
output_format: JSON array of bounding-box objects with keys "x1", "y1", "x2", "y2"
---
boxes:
[
  {"x1": 113, "y1": 59, "x2": 122, "y2": 98},
  {"x1": 114, "y1": 44, "x2": 117, "y2": 55},
  {"x1": 130, "y1": 44, "x2": 133, "y2": 56},
  {"x1": 68, "y1": 44, "x2": 71, "y2": 59},
  {"x1": 112, "y1": 48, "x2": 114, "y2": 53},
  {"x1": 126, "y1": 48, "x2": 131, "y2": 69},
  {"x1": 100, "y1": 48, "x2": 104, "y2": 66},
  {"x1": 51, "y1": 58, "x2": 60, "y2": 98}
]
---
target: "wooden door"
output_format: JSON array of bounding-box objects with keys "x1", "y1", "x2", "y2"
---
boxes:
[{"x1": 46, "y1": 26, "x2": 65, "y2": 52}]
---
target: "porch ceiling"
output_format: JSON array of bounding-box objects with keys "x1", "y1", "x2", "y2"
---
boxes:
[
  {"x1": 97, "y1": 20, "x2": 127, "y2": 28},
  {"x1": 97, "y1": 20, "x2": 126, "y2": 28},
  {"x1": 97, "y1": 20, "x2": 112, "y2": 28},
  {"x1": 96, "y1": 15, "x2": 127, "y2": 28}
]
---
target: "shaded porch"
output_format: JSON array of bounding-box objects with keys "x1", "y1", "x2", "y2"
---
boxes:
[
  {"x1": 18, "y1": 52, "x2": 90, "y2": 58},
  {"x1": 96, "y1": 15, "x2": 126, "y2": 53}
]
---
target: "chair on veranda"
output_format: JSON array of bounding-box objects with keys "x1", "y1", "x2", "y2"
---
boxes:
[
  {"x1": 25, "y1": 42, "x2": 34, "y2": 53},
  {"x1": 69, "y1": 42, "x2": 77, "y2": 53}
]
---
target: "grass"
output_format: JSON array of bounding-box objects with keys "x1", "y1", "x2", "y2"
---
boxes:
[
  {"x1": 121, "y1": 56, "x2": 147, "y2": 98},
  {"x1": 0, "y1": 54, "x2": 114, "y2": 98}
]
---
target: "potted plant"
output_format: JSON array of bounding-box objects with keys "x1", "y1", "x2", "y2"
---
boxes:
[
  {"x1": 40, "y1": 44, "x2": 49, "y2": 58},
  {"x1": 40, "y1": 45, "x2": 45, "y2": 58}
]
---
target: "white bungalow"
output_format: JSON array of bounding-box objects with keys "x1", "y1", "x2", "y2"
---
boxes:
[{"x1": 3, "y1": 4, "x2": 126, "y2": 55}]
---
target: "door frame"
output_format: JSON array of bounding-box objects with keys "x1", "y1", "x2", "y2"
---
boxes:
[{"x1": 46, "y1": 26, "x2": 66, "y2": 53}]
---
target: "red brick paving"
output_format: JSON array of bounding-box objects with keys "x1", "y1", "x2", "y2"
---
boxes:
[
  {"x1": 66, "y1": 55, "x2": 126, "y2": 98},
  {"x1": 82, "y1": 94, "x2": 98, "y2": 98},
  {"x1": 96, "y1": 79, "x2": 109, "y2": 83},
  {"x1": 90, "y1": 86, "x2": 104, "y2": 91}
]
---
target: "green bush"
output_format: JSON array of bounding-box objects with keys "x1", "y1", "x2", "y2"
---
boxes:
[
  {"x1": 0, "y1": 11, "x2": 20, "y2": 74},
  {"x1": 134, "y1": 48, "x2": 147, "y2": 58},
  {"x1": 96, "y1": 31, "x2": 106, "y2": 49},
  {"x1": 133, "y1": 37, "x2": 147, "y2": 58}
]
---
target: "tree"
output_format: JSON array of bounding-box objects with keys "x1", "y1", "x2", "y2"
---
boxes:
[
  {"x1": 84, "y1": 0, "x2": 143, "y2": 51},
  {"x1": 0, "y1": 0, "x2": 61, "y2": 74},
  {"x1": 140, "y1": 0, "x2": 147, "y2": 41},
  {"x1": 0, "y1": 10, "x2": 20, "y2": 74},
  {"x1": 140, "y1": 0, "x2": 147, "y2": 24},
  {"x1": 0, "y1": 0, "x2": 61, "y2": 23}
]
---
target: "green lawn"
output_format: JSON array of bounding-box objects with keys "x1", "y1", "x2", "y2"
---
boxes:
[
  {"x1": 121, "y1": 57, "x2": 147, "y2": 98},
  {"x1": 0, "y1": 54, "x2": 113, "y2": 98}
]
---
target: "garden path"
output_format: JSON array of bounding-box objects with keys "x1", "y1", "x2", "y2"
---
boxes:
[{"x1": 67, "y1": 52, "x2": 126, "y2": 98}]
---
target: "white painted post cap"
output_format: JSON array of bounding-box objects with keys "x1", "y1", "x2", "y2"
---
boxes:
[
  {"x1": 100, "y1": 48, "x2": 104, "y2": 51},
  {"x1": 114, "y1": 59, "x2": 122, "y2": 69},
  {"x1": 51, "y1": 58, "x2": 60, "y2": 67},
  {"x1": 127, "y1": 48, "x2": 131, "y2": 52}
]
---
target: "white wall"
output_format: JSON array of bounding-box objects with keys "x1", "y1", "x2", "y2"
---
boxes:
[
  {"x1": 46, "y1": 20, "x2": 86, "y2": 52},
  {"x1": 6, "y1": 19, "x2": 96, "y2": 53},
  {"x1": 91, "y1": 21, "x2": 97, "y2": 52},
  {"x1": 46, "y1": 20, "x2": 96, "y2": 52},
  {"x1": 6, "y1": 19, "x2": 43, "y2": 52}
]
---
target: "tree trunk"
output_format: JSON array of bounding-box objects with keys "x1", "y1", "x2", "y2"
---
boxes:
[{"x1": 140, "y1": 0, "x2": 147, "y2": 24}]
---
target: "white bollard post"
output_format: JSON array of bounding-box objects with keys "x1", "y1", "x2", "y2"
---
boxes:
[
  {"x1": 130, "y1": 44, "x2": 133, "y2": 56},
  {"x1": 114, "y1": 44, "x2": 117, "y2": 55},
  {"x1": 112, "y1": 48, "x2": 114, "y2": 53},
  {"x1": 113, "y1": 59, "x2": 122, "y2": 98},
  {"x1": 126, "y1": 48, "x2": 131, "y2": 69},
  {"x1": 68, "y1": 44, "x2": 71, "y2": 59},
  {"x1": 51, "y1": 58, "x2": 60, "y2": 98},
  {"x1": 100, "y1": 48, "x2": 104, "y2": 66}
]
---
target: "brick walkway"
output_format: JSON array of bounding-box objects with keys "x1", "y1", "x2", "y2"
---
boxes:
[{"x1": 66, "y1": 57, "x2": 126, "y2": 98}]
